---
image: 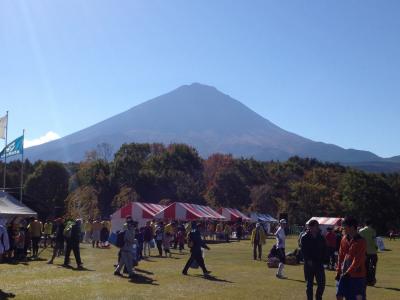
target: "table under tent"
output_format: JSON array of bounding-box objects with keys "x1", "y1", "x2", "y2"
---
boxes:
[{"x1": 0, "y1": 191, "x2": 37, "y2": 225}]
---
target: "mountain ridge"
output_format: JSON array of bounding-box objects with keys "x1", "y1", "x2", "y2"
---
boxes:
[{"x1": 25, "y1": 83, "x2": 397, "y2": 170}]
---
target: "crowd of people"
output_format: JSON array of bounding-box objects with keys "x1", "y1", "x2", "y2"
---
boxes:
[
  {"x1": 0, "y1": 214, "x2": 388, "y2": 300},
  {"x1": 249, "y1": 217, "x2": 379, "y2": 300}
]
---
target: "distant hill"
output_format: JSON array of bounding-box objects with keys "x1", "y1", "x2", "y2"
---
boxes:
[{"x1": 25, "y1": 83, "x2": 398, "y2": 171}]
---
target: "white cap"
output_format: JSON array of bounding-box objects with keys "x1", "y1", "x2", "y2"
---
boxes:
[{"x1": 279, "y1": 219, "x2": 287, "y2": 224}]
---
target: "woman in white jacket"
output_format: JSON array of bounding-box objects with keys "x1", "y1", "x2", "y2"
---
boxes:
[{"x1": 0, "y1": 222, "x2": 10, "y2": 262}]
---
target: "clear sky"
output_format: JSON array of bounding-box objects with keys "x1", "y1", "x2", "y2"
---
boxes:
[{"x1": 1, "y1": 0, "x2": 399, "y2": 157}]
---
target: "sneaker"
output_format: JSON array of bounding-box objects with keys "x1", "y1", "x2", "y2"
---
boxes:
[
  {"x1": 182, "y1": 271, "x2": 188, "y2": 275},
  {"x1": 114, "y1": 271, "x2": 122, "y2": 277},
  {"x1": 203, "y1": 271, "x2": 212, "y2": 275},
  {"x1": 77, "y1": 264, "x2": 84, "y2": 270},
  {"x1": 276, "y1": 274, "x2": 287, "y2": 279}
]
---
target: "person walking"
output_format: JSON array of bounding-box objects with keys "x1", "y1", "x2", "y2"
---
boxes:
[
  {"x1": 63, "y1": 219, "x2": 83, "y2": 269},
  {"x1": 301, "y1": 220, "x2": 327, "y2": 300},
  {"x1": 236, "y1": 222, "x2": 243, "y2": 242},
  {"x1": 325, "y1": 227, "x2": 337, "y2": 270},
  {"x1": 182, "y1": 222, "x2": 211, "y2": 277},
  {"x1": 43, "y1": 220, "x2": 53, "y2": 248},
  {"x1": 155, "y1": 223, "x2": 164, "y2": 257},
  {"x1": 48, "y1": 218, "x2": 65, "y2": 264},
  {"x1": 275, "y1": 219, "x2": 287, "y2": 279},
  {"x1": 91, "y1": 220, "x2": 102, "y2": 248},
  {"x1": 359, "y1": 220, "x2": 378, "y2": 286},
  {"x1": 83, "y1": 220, "x2": 92, "y2": 243},
  {"x1": 143, "y1": 221, "x2": 153, "y2": 257},
  {"x1": 114, "y1": 220, "x2": 136, "y2": 279},
  {"x1": 336, "y1": 217, "x2": 367, "y2": 300},
  {"x1": 251, "y1": 223, "x2": 266, "y2": 260},
  {"x1": 27, "y1": 217, "x2": 42, "y2": 258}
]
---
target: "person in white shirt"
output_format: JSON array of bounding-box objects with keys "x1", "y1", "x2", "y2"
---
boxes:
[{"x1": 275, "y1": 219, "x2": 287, "y2": 279}]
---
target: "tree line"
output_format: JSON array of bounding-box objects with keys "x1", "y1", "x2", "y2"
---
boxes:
[{"x1": 1, "y1": 142, "x2": 399, "y2": 234}]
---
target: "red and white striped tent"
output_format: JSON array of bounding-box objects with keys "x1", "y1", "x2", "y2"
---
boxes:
[
  {"x1": 111, "y1": 202, "x2": 166, "y2": 232},
  {"x1": 154, "y1": 202, "x2": 226, "y2": 221},
  {"x1": 306, "y1": 217, "x2": 343, "y2": 233},
  {"x1": 217, "y1": 207, "x2": 251, "y2": 222}
]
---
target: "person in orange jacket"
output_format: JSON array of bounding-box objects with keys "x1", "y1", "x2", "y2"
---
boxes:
[{"x1": 336, "y1": 217, "x2": 367, "y2": 300}]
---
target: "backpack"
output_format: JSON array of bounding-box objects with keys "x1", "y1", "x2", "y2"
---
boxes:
[
  {"x1": 116, "y1": 230, "x2": 126, "y2": 248},
  {"x1": 63, "y1": 222, "x2": 74, "y2": 239}
]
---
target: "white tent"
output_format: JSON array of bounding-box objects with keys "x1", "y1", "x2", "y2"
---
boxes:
[
  {"x1": 0, "y1": 191, "x2": 37, "y2": 222},
  {"x1": 306, "y1": 217, "x2": 343, "y2": 234}
]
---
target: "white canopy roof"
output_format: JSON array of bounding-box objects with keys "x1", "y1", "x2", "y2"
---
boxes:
[{"x1": 0, "y1": 191, "x2": 37, "y2": 220}]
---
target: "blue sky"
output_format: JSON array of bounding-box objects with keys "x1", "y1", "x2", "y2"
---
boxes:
[{"x1": 1, "y1": 0, "x2": 399, "y2": 157}]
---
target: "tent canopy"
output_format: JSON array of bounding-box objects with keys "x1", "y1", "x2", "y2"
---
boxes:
[
  {"x1": 306, "y1": 217, "x2": 343, "y2": 227},
  {"x1": 111, "y1": 202, "x2": 166, "y2": 232},
  {"x1": 250, "y1": 212, "x2": 278, "y2": 223},
  {"x1": 0, "y1": 191, "x2": 37, "y2": 221},
  {"x1": 218, "y1": 207, "x2": 251, "y2": 222},
  {"x1": 154, "y1": 202, "x2": 226, "y2": 221}
]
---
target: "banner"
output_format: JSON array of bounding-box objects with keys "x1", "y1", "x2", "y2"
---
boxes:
[
  {"x1": 0, "y1": 114, "x2": 7, "y2": 139},
  {"x1": 0, "y1": 135, "x2": 24, "y2": 159}
]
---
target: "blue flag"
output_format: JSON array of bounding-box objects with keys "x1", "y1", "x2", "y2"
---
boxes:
[{"x1": 0, "y1": 135, "x2": 24, "y2": 159}]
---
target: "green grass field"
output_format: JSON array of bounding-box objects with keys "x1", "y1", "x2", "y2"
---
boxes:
[{"x1": 0, "y1": 237, "x2": 399, "y2": 300}]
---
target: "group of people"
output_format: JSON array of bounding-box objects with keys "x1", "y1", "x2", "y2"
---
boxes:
[
  {"x1": 0, "y1": 217, "x2": 53, "y2": 262},
  {"x1": 250, "y1": 217, "x2": 378, "y2": 300},
  {"x1": 112, "y1": 217, "x2": 212, "y2": 279},
  {"x1": 0, "y1": 214, "x2": 383, "y2": 300}
]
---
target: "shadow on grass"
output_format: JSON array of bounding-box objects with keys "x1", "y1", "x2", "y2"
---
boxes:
[
  {"x1": 0, "y1": 290, "x2": 15, "y2": 299},
  {"x1": 373, "y1": 286, "x2": 400, "y2": 292},
  {"x1": 192, "y1": 274, "x2": 234, "y2": 283},
  {"x1": 135, "y1": 268, "x2": 154, "y2": 275},
  {"x1": 56, "y1": 264, "x2": 95, "y2": 272},
  {"x1": 285, "y1": 278, "x2": 336, "y2": 288},
  {"x1": 129, "y1": 273, "x2": 158, "y2": 285}
]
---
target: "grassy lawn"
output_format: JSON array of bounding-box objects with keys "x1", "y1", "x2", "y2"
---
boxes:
[{"x1": 0, "y1": 237, "x2": 399, "y2": 299}]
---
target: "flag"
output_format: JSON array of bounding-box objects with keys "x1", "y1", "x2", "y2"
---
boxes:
[
  {"x1": 0, "y1": 114, "x2": 7, "y2": 139},
  {"x1": 0, "y1": 135, "x2": 24, "y2": 159}
]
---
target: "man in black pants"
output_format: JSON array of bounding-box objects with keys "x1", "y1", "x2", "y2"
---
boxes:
[
  {"x1": 301, "y1": 220, "x2": 327, "y2": 300},
  {"x1": 182, "y1": 222, "x2": 211, "y2": 277},
  {"x1": 63, "y1": 219, "x2": 83, "y2": 269}
]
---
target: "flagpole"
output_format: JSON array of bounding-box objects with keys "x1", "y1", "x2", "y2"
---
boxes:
[
  {"x1": 20, "y1": 129, "x2": 25, "y2": 203},
  {"x1": 3, "y1": 111, "x2": 8, "y2": 190}
]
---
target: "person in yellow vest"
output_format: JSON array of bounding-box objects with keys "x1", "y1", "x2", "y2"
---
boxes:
[
  {"x1": 251, "y1": 223, "x2": 266, "y2": 260},
  {"x1": 27, "y1": 218, "x2": 43, "y2": 258},
  {"x1": 43, "y1": 220, "x2": 53, "y2": 248},
  {"x1": 164, "y1": 222, "x2": 174, "y2": 235}
]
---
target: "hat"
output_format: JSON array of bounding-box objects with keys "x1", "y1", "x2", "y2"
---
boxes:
[{"x1": 279, "y1": 219, "x2": 287, "y2": 224}]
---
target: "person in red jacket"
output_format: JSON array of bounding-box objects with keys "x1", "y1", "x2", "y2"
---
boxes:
[
  {"x1": 325, "y1": 227, "x2": 337, "y2": 270},
  {"x1": 336, "y1": 217, "x2": 367, "y2": 300}
]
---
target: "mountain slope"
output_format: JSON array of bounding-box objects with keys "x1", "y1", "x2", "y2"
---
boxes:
[{"x1": 25, "y1": 83, "x2": 384, "y2": 164}]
